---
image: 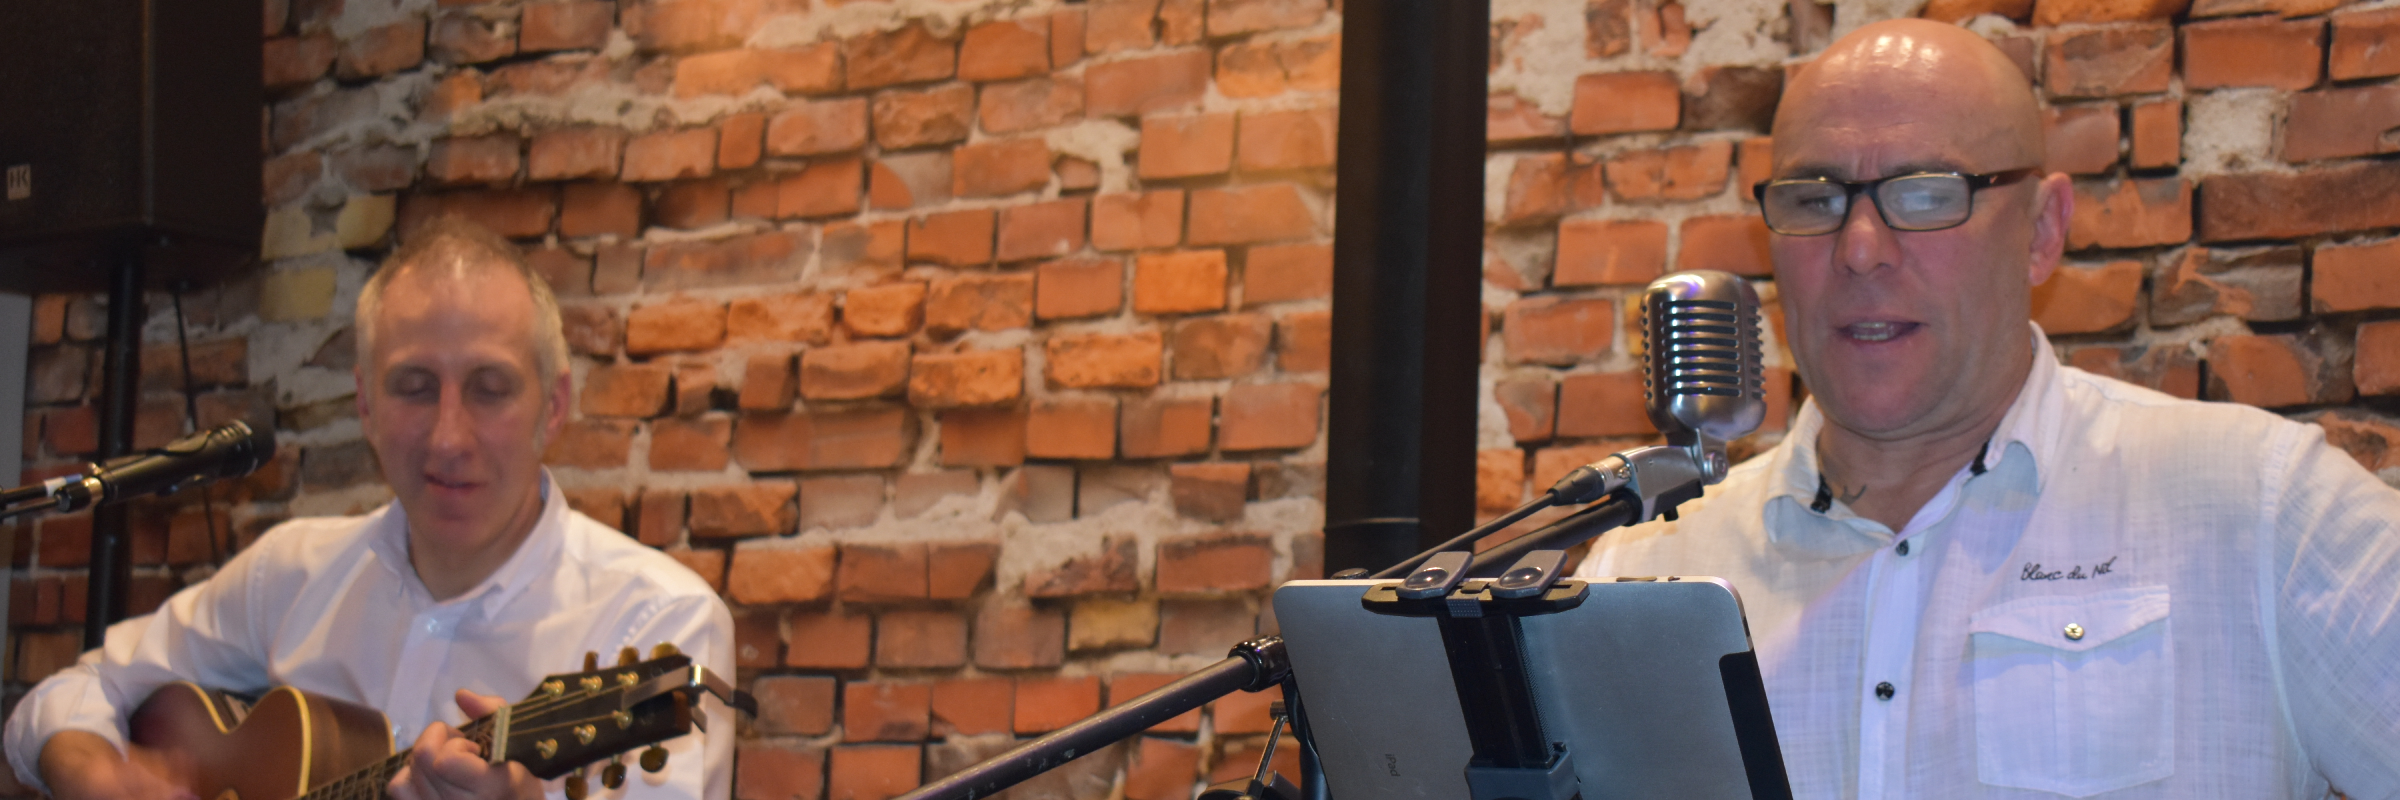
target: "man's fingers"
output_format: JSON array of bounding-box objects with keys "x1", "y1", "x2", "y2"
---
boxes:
[{"x1": 454, "y1": 689, "x2": 508, "y2": 719}]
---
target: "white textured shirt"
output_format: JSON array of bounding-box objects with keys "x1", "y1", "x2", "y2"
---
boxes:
[
  {"x1": 5, "y1": 475, "x2": 736, "y2": 800},
  {"x1": 1577, "y1": 327, "x2": 2400, "y2": 799}
]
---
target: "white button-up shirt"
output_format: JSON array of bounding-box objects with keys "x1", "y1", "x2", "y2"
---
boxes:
[
  {"x1": 6, "y1": 474, "x2": 735, "y2": 800},
  {"x1": 1577, "y1": 327, "x2": 2400, "y2": 799}
]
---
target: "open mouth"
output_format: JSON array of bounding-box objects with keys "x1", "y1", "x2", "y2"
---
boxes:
[
  {"x1": 425, "y1": 474, "x2": 479, "y2": 491},
  {"x1": 1840, "y1": 321, "x2": 1921, "y2": 343}
]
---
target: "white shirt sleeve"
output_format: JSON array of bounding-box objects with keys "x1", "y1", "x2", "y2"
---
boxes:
[
  {"x1": 2267, "y1": 426, "x2": 2400, "y2": 798},
  {"x1": 3, "y1": 544, "x2": 276, "y2": 794}
]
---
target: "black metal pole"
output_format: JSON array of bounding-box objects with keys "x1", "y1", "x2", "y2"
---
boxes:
[
  {"x1": 1323, "y1": 0, "x2": 1490, "y2": 576},
  {"x1": 894, "y1": 638, "x2": 1289, "y2": 800},
  {"x1": 84, "y1": 246, "x2": 142, "y2": 648}
]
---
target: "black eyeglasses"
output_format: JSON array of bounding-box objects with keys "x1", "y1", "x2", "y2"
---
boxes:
[{"x1": 1751, "y1": 168, "x2": 2038, "y2": 236}]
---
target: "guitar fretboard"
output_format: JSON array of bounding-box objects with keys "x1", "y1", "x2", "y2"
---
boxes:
[{"x1": 298, "y1": 717, "x2": 496, "y2": 800}]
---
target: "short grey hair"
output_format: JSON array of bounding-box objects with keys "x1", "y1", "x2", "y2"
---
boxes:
[{"x1": 355, "y1": 217, "x2": 571, "y2": 385}]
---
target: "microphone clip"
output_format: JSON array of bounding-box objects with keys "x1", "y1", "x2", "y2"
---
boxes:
[{"x1": 1547, "y1": 441, "x2": 1724, "y2": 524}]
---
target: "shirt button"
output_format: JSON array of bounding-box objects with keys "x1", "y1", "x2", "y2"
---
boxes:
[
  {"x1": 2064, "y1": 623, "x2": 2085, "y2": 641},
  {"x1": 425, "y1": 619, "x2": 440, "y2": 633},
  {"x1": 1874, "y1": 681, "x2": 1896, "y2": 701},
  {"x1": 1895, "y1": 540, "x2": 1911, "y2": 556}
]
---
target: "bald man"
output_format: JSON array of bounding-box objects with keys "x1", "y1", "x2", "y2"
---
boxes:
[
  {"x1": 6, "y1": 219, "x2": 735, "y2": 800},
  {"x1": 1576, "y1": 19, "x2": 2400, "y2": 799}
]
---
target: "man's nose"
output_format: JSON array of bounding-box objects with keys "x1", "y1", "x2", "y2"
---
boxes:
[
  {"x1": 1835, "y1": 193, "x2": 1903, "y2": 276},
  {"x1": 430, "y1": 385, "x2": 475, "y2": 453}
]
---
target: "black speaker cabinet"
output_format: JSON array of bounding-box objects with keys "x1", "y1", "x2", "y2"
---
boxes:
[{"x1": 0, "y1": 0, "x2": 262, "y2": 294}]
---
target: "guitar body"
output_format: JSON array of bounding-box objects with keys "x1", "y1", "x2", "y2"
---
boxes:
[{"x1": 129, "y1": 684, "x2": 395, "y2": 800}]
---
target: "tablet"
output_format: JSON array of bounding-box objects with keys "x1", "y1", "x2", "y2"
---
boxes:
[{"x1": 1272, "y1": 577, "x2": 1792, "y2": 800}]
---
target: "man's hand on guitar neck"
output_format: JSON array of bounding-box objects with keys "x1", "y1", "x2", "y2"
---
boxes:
[
  {"x1": 388, "y1": 690, "x2": 544, "y2": 800},
  {"x1": 37, "y1": 731, "x2": 198, "y2": 800}
]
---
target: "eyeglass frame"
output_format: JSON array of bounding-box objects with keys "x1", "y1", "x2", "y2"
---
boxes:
[{"x1": 1749, "y1": 167, "x2": 2041, "y2": 236}]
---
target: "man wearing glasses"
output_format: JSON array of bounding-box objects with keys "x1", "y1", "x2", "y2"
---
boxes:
[{"x1": 1577, "y1": 17, "x2": 2400, "y2": 799}]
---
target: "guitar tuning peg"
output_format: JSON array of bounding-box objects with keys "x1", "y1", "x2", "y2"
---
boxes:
[
  {"x1": 617, "y1": 646, "x2": 639, "y2": 666},
  {"x1": 650, "y1": 643, "x2": 681, "y2": 659},
  {"x1": 583, "y1": 651, "x2": 599, "y2": 672},
  {"x1": 565, "y1": 773, "x2": 589, "y2": 800},
  {"x1": 602, "y1": 760, "x2": 628, "y2": 789},
  {"x1": 640, "y1": 746, "x2": 669, "y2": 774}
]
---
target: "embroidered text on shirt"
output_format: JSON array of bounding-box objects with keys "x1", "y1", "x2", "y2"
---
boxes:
[{"x1": 2020, "y1": 556, "x2": 2118, "y2": 581}]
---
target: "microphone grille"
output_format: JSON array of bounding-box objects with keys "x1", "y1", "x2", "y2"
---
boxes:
[{"x1": 1641, "y1": 270, "x2": 1767, "y2": 444}]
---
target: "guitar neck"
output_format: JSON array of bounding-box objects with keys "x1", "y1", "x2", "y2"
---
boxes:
[{"x1": 296, "y1": 717, "x2": 496, "y2": 800}]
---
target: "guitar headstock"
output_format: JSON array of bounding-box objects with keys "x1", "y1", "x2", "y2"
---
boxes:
[{"x1": 486, "y1": 645, "x2": 743, "y2": 781}]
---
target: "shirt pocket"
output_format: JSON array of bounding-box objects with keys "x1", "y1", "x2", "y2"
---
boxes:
[{"x1": 1966, "y1": 585, "x2": 2173, "y2": 798}]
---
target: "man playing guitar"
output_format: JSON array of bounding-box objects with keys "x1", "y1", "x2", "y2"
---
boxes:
[{"x1": 5, "y1": 218, "x2": 736, "y2": 800}]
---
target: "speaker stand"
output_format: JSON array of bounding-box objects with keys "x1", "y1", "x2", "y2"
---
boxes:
[{"x1": 83, "y1": 245, "x2": 142, "y2": 648}]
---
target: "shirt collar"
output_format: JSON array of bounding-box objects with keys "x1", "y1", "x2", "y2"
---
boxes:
[{"x1": 368, "y1": 469, "x2": 568, "y2": 618}]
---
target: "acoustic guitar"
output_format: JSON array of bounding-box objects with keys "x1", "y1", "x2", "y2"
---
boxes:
[{"x1": 126, "y1": 646, "x2": 747, "y2": 800}]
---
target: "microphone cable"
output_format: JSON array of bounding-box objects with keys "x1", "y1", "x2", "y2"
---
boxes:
[{"x1": 170, "y1": 285, "x2": 226, "y2": 567}]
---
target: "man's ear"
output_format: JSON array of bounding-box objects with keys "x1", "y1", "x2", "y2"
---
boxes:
[
  {"x1": 2026, "y1": 172, "x2": 2073, "y2": 287},
  {"x1": 354, "y1": 367, "x2": 373, "y2": 425},
  {"x1": 542, "y1": 368, "x2": 572, "y2": 443}
]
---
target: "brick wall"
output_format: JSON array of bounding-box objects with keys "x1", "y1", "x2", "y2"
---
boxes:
[{"x1": 11, "y1": 0, "x2": 2400, "y2": 796}]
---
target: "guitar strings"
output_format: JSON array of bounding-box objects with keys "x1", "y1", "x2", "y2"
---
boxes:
[{"x1": 296, "y1": 676, "x2": 677, "y2": 800}]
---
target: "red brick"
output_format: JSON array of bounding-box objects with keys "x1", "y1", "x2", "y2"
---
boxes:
[
  {"x1": 778, "y1": 157, "x2": 865, "y2": 219},
  {"x1": 2284, "y1": 85, "x2": 2400, "y2": 163},
  {"x1": 694, "y1": 483, "x2": 800, "y2": 540},
  {"x1": 2357, "y1": 320, "x2": 2400, "y2": 396},
  {"x1": 425, "y1": 135, "x2": 520, "y2": 186},
  {"x1": 821, "y1": 219, "x2": 908, "y2": 273},
  {"x1": 952, "y1": 139, "x2": 1053, "y2": 197},
  {"x1": 1603, "y1": 141, "x2": 1732, "y2": 202},
  {"x1": 1210, "y1": 0, "x2": 1322, "y2": 34},
  {"x1": 1086, "y1": 0, "x2": 1157, "y2": 52},
  {"x1": 558, "y1": 182, "x2": 640, "y2": 239},
  {"x1": 844, "y1": 682, "x2": 932, "y2": 742},
  {"x1": 1504, "y1": 296, "x2": 1613, "y2": 366},
  {"x1": 1134, "y1": 251, "x2": 1230, "y2": 314},
  {"x1": 544, "y1": 419, "x2": 633, "y2": 467},
  {"x1": 622, "y1": 128, "x2": 717, "y2": 181},
  {"x1": 728, "y1": 545, "x2": 834, "y2": 604},
  {"x1": 581, "y1": 363, "x2": 672, "y2": 417},
  {"x1": 766, "y1": 98, "x2": 870, "y2": 157},
  {"x1": 2313, "y1": 238, "x2": 2400, "y2": 313},
  {"x1": 1734, "y1": 136, "x2": 1774, "y2": 194},
  {"x1": 802, "y1": 342, "x2": 912, "y2": 400},
  {"x1": 527, "y1": 128, "x2": 625, "y2": 181},
  {"x1": 846, "y1": 23, "x2": 956, "y2": 90},
  {"x1": 2183, "y1": 15, "x2": 2321, "y2": 91},
  {"x1": 1035, "y1": 257, "x2": 1125, "y2": 320},
  {"x1": 2201, "y1": 162, "x2": 2400, "y2": 242},
  {"x1": 2208, "y1": 333, "x2": 2332, "y2": 408},
  {"x1": 1555, "y1": 219, "x2": 1667, "y2": 287},
  {"x1": 1675, "y1": 214, "x2": 1772, "y2": 276},
  {"x1": 1275, "y1": 309, "x2": 1330, "y2": 373},
  {"x1": 1220, "y1": 382, "x2": 1320, "y2": 451},
  {"x1": 2067, "y1": 177, "x2": 2191, "y2": 249},
  {"x1": 650, "y1": 415, "x2": 733, "y2": 471},
  {"x1": 1212, "y1": 687, "x2": 1283, "y2": 734},
  {"x1": 1121, "y1": 397, "x2": 1213, "y2": 458},
  {"x1": 2043, "y1": 104, "x2": 2121, "y2": 176},
  {"x1": 839, "y1": 542, "x2": 929, "y2": 604},
  {"x1": 1556, "y1": 370, "x2": 1653, "y2": 437},
  {"x1": 1026, "y1": 397, "x2": 1118, "y2": 459},
  {"x1": 1087, "y1": 50, "x2": 1211, "y2": 117},
  {"x1": 2332, "y1": 6, "x2": 2400, "y2": 80},
  {"x1": 1151, "y1": 531, "x2": 1265, "y2": 589},
  {"x1": 876, "y1": 610, "x2": 968, "y2": 668},
  {"x1": 1495, "y1": 153, "x2": 1567, "y2": 227},
  {"x1": 714, "y1": 113, "x2": 765, "y2": 170},
  {"x1": 1489, "y1": 93, "x2": 1566, "y2": 144},
  {"x1": 757, "y1": 45, "x2": 846, "y2": 95},
  {"x1": 904, "y1": 209, "x2": 994, "y2": 268},
  {"x1": 845, "y1": 281, "x2": 928, "y2": 338},
  {"x1": 519, "y1": 1, "x2": 612, "y2": 52},
  {"x1": 1570, "y1": 72, "x2": 1679, "y2": 135},
  {"x1": 1014, "y1": 676, "x2": 1102, "y2": 733},
  {"x1": 729, "y1": 292, "x2": 836, "y2": 345},
  {"x1": 672, "y1": 49, "x2": 827, "y2": 99},
  {"x1": 264, "y1": 34, "x2": 338, "y2": 91},
  {"x1": 1050, "y1": 9, "x2": 1085, "y2": 65},
  {"x1": 959, "y1": 19, "x2": 1050, "y2": 81},
  {"x1": 736, "y1": 741, "x2": 826, "y2": 800},
  {"x1": 871, "y1": 84, "x2": 974, "y2": 150},
  {"x1": 740, "y1": 353, "x2": 797, "y2": 412},
  {"x1": 733, "y1": 408, "x2": 913, "y2": 471},
  {"x1": 929, "y1": 540, "x2": 998, "y2": 598},
  {"x1": 635, "y1": 488, "x2": 686, "y2": 547},
  {"x1": 2024, "y1": 0, "x2": 2177, "y2": 25},
  {"x1": 1045, "y1": 331, "x2": 1165, "y2": 388},
  {"x1": 430, "y1": 11, "x2": 516, "y2": 64},
  {"x1": 1243, "y1": 243, "x2": 1332, "y2": 304},
  {"x1": 1108, "y1": 674, "x2": 1201, "y2": 733},
  {"x1": 787, "y1": 609, "x2": 875, "y2": 669},
  {"x1": 1477, "y1": 448, "x2": 1527, "y2": 512},
  {"x1": 827, "y1": 744, "x2": 920, "y2": 800},
  {"x1": 931, "y1": 678, "x2": 1015, "y2": 736},
  {"x1": 1239, "y1": 109, "x2": 1339, "y2": 177},
  {"x1": 1124, "y1": 738, "x2": 1202, "y2": 800},
  {"x1": 336, "y1": 19, "x2": 425, "y2": 79},
  {"x1": 755, "y1": 675, "x2": 840, "y2": 736},
  {"x1": 652, "y1": 178, "x2": 729, "y2": 230},
  {"x1": 910, "y1": 349, "x2": 1025, "y2": 409},
  {"x1": 2129, "y1": 99, "x2": 2179, "y2": 169},
  {"x1": 979, "y1": 76, "x2": 1084, "y2": 135},
  {"x1": 1214, "y1": 38, "x2": 1285, "y2": 98},
  {"x1": 629, "y1": 0, "x2": 748, "y2": 52},
  {"x1": 626, "y1": 296, "x2": 727, "y2": 355},
  {"x1": 997, "y1": 198, "x2": 1088, "y2": 262},
  {"x1": 1169, "y1": 313, "x2": 1272, "y2": 380},
  {"x1": 2032, "y1": 261, "x2": 2144, "y2": 334},
  {"x1": 974, "y1": 602, "x2": 1067, "y2": 668},
  {"x1": 2045, "y1": 25, "x2": 2174, "y2": 99},
  {"x1": 939, "y1": 407, "x2": 1028, "y2": 467},
  {"x1": 672, "y1": 362, "x2": 718, "y2": 416},
  {"x1": 1092, "y1": 191, "x2": 1185, "y2": 252},
  {"x1": 1139, "y1": 113, "x2": 1236, "y2": 179},
  {"x1": 1188, "y1": 184, "x2": 1317, "y2": 245}
]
